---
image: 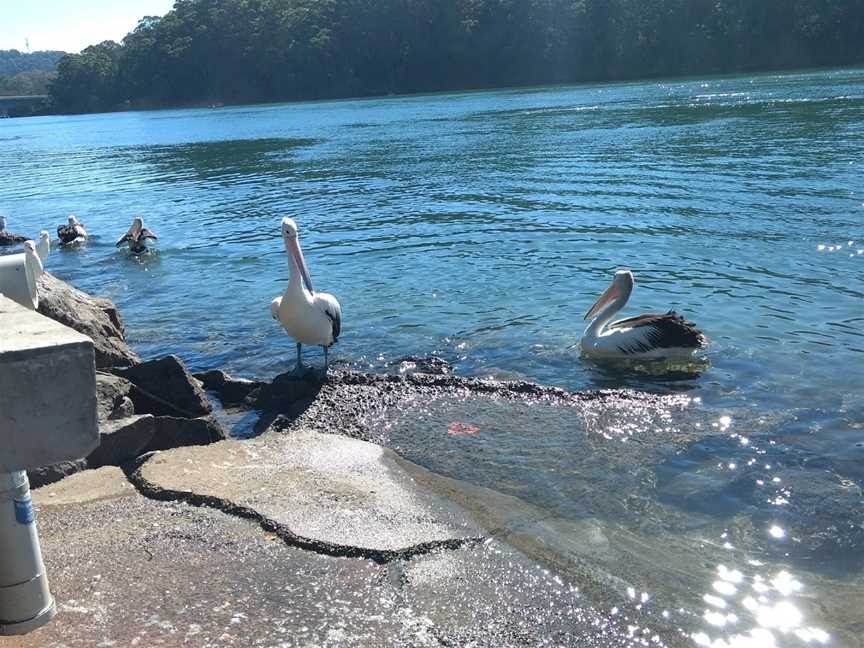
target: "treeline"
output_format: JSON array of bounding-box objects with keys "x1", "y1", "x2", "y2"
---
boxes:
[
  {"x1": 0, "y1": 49, "x2": 65, "y2": 76},
  {"x1": 0, "y1": 69, "x2": 56, "y2": 96},
  {"x1": 50, "y1": 0, "x2": 864, "y2": 114},
  {"x1": 0, "y1": 50, "x2": 64, "y2": 97}
]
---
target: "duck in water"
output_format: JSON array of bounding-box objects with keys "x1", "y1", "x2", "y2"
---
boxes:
[
  {"x1": 0, "y1": 216, "x2": 27, "y2": 246},
  {"x1": 115, "y1": 217, "x2": 158, "y2": 254},
  {"x1": 57, "y1": 215, "x2": 88, "y2": 247}
]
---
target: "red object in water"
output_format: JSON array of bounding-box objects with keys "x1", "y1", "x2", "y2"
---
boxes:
[{"x1": 447, "y1": 421, "x2": 479, "y2": 436}]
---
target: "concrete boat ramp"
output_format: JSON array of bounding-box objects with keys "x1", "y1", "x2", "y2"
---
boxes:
[{"x1": 4, "y1": 429, "x2": 685, "y2": 648}]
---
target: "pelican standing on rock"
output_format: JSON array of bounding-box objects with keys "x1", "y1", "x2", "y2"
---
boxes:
[
  {"x1": 271, "y1": 217, "x2": 341, "y2": 373},
  {"x1": 57, "y1": 215, "x2": 88, "y2": 247},
  {"x1": 35, "y1": 230, "x2": 50, "y2": 263},
  {"x1": 115, "y1": 217, "x2": 158, "y2": 254},
  {"x1": 22, "y1": 240, "x2": 44, "y2": 278},
  {"x1": 580, "y1": 270, "x2": 707, "y2": 358}
]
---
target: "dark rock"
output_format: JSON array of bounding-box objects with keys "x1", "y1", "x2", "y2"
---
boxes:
[
  {"x1": 87, "y1": 415, "x2": 155, "y2": 469},
  {"x1": 247, "y1": 368, "x2": 616, "y2": 441},
  {"x1": 146, "y1": 416, "x2": 227, "y2": 453},
  {"x1": 114, "y1": 355, "x2": 212, "y2": 418},
  {"x1": 36, "y1": 272, "x2": 140, "y2": 369},
  {"x1": 0, "y1": 231, "x2": 27, "y2": 246},
  {"x1": 96, "y1": 371, "x2": 135, "y2": 423},
  {"x1": 194, "y1": 369, "x2": 263, "y2": 406},
  {"x1": 252, "y1": 371, "x2": 325, "y2": 413},
  {"x1": 27, "y1": 460, "x2": 88, "y2": 489},
  {"x1": 84, "y1": 414, "x2": 224, "y2": 470}
]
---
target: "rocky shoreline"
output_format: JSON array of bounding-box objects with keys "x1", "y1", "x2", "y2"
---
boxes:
[{"x1": 7, "y1": 273, "x2": 695, "y2": 647}]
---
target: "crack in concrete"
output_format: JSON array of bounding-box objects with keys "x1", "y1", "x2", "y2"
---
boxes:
[{"x1": 123, "y1": 453, "x2": 487, "y2": 565}]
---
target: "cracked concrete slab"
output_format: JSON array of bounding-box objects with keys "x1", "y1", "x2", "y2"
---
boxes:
[
  {"x1": 6, "y1": 487, "x2": 396, "y2": 647},
  {"x1": 4, "y1": 470, "x2": 678, "y2": 647},
  {"x1": 136, "y1": 429, "x2": 483, "y2": 557}
]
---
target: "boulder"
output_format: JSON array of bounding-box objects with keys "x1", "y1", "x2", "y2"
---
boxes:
[
  {"x1": 147, "y1": 416, "x2": 227, "y2": 452},
  {"x1": 194, "y1": 369, "x2": 262, "y2": 406},
  {"x1": 251, "y1": 371, "x2": 325, "y2": 413},
  {"x1": 51, "y1": 414, "x2": 225, "y2": 473},
  {"x1": 27, "y1": 459, "x2": 88, "y2": 489},
  {"x1": 36, "y1": 272, "x2": 140, "y2": 369},
  {"x1": 96, "y1": 371, "x2": 135, "y2": 422},
  {"x1": 87, "y1": 415, "x2": 155, "y2": 468},
  {"x1": 114, "y1": 355, "x2": 212, "y2": 418}
]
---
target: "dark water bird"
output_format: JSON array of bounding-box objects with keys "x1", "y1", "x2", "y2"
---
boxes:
[
  {"x1": 57, "y1": 215, "x2": 88, "y2": 247},
  {"x1": 580, "y1": 269, "x2": 707, "y2": 358},
  {"x1": 115, "y1": 217, "x2": 158, "y2": 254},
  {"x1": 270, "y1": 217, "x2": 341, "y2": 373},
  {"x1": 0, "y1": 216, "x2": 27, "y2": 246}
]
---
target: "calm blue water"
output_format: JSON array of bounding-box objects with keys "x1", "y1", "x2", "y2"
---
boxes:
[{"x1": 2, "y1": 67, "x2": 863, "y2": 645}]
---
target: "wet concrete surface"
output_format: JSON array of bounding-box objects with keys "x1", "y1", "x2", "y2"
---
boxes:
[
  {"x1": 243, "y1": 369, "x2": 864, "y2": 647},
  {"x1": 136, "y1": 430, "x2": 483, "y2": 558},
  {"x1": 4, "y1": 470, "x2": 683, "y2": 647}
]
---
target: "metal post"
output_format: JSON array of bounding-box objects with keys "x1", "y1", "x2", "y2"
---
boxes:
[{"x1": 0, "y1": 470, "x2": 56, "y2": 635}]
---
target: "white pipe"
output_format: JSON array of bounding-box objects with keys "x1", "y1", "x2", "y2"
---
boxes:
[
  {"x1": 0, "y1": 253, "x2": 39, "y2": 310},
  {"x1": 0, "y1": 471, "x2": 55, "y2": 635}
]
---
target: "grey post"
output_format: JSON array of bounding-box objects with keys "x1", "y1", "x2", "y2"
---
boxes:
[{"x1": 0, "y1": 295, "x2": 99, "y2": 635}]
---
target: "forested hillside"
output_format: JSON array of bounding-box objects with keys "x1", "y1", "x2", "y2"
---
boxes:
[
  {"x1": 0, "y1": 49, "x2": 65, "y2": 76},
  {"x1": 49, "y1": 0, "x2": 864, "y2": 113},
  {"x1": 0, "y1": 50, "x2": 64, "y2": 96}
]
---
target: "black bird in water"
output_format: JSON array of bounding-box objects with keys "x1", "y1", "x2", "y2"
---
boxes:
[
  {"x1": 57, "y1": 215, "x2": 88, "y2": 247},
  {"x1": 0, "y1": 216, "x2": 27, "y2": 246}
]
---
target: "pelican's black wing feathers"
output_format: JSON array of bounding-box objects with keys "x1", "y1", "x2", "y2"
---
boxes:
[{"x1": 609, "y1": 310, "x2": 707, "y2": 350}]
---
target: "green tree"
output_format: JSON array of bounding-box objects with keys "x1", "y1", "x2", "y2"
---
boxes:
[
  {"x1": 48, "y1": 0, "x2": 864, "y2": 114},
  {"x1": 51, "y1": 41, "x2": 123, "y2": 113}
]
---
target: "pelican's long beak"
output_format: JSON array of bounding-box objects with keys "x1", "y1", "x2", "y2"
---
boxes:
[
  {"x1": 287, "y1": 237, "x2": 315, "y2": 294},
  {"x1": 584, "y1": 280, "x2": 621, "y2": 320}
]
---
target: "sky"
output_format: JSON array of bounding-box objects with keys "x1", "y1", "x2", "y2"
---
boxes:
[{"x1": 1, "y1": 0, "x2": 176, "y2": 53}]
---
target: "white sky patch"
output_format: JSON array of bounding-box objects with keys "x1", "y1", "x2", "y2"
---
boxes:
[{"x1": 0, "y1": 1, "x2": 175, "y2": 53}]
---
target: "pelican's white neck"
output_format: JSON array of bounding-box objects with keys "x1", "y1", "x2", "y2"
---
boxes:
[
  {"x1": 284, "y1": 235, "x2": 314, "y2": 296},
  {"x1": 583, "y1": 297, "x2": 623, "y2": 339},
  {"x1": 285, "y1": 239, "x2": 301, "y2": 286}
]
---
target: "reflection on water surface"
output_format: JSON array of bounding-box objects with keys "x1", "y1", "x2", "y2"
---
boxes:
[{"x1": 377, "y1": 392, "x2": 859, "y2": 644}]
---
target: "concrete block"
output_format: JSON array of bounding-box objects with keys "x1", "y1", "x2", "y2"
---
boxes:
[{"x1": 0, "y1": 296, "x2": 98, "y2": 472}]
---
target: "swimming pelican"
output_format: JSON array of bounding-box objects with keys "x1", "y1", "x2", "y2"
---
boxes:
[
  {"x1": 0, "y1": 216, "x2": 26, "y2": 246},
  {"x1": 270, "y1": 217, "x2": 342, "y2": 373},
  {"x1": 115, "y1": 217, "x2": 158, "y2": 254},
  {"x1": 23, "y1": 240, "x2": 44, "y2": 278},
  {"x1": 57, "y1": 215, "x2": 87, "y2": 247},
  {"x1": 580, "y1": 270, "x2": 707, "y2": 358},
  {"x1": 35, "y1": 230, "x2": 50, "y2": 263}
]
